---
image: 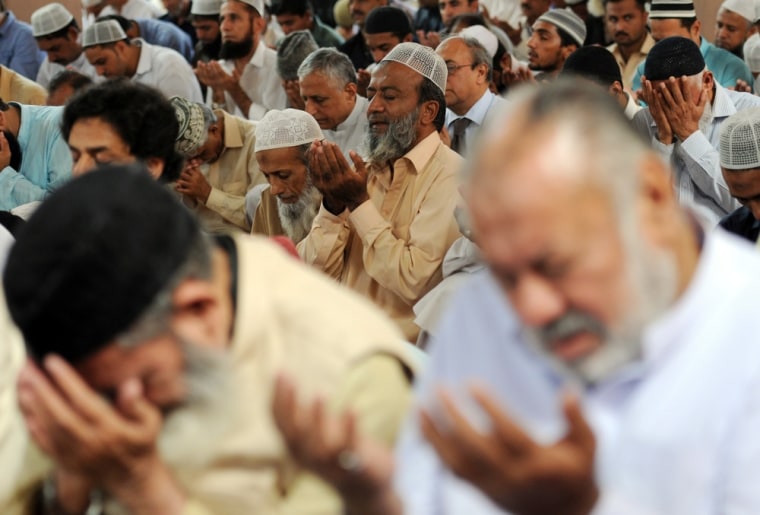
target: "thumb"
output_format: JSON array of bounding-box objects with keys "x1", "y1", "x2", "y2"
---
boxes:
[
  {"x1": 349, "y1": 150, "x2": 367, "y2": 178},
  {"x1": 117, "y1": 378, "x2": 158, "y2": 427},
  {"x1": 561, "y1": 393, "x2": 595, "y2": 452}
]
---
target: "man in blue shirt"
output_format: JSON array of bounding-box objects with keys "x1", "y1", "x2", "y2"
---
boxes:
[{"x1": 0, "y1": 4, "x2": 45, "y2": 80}]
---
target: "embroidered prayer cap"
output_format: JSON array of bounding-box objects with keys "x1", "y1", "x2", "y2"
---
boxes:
[
  {"x1": 82, "y1": 19, "x2": 128, "y2": 47},
  {"x1": 381, "y1": 42, "x2": 448, "y2": 95},
  {"x1": 459, "y1": 25, "x2": 498, "y2": 58},
  {"x1": 744, "y1": 33, "x2": 760, "y2": 72},
  {"x1": 561, "y1": 46, "x2": 622, "y2": 86},
  {"x1": 535, "y1": 9, "x2": 586, "y2": 47},
  {"x1": 649, "y1": 0, "x2": 697, "y2": 19},
  {"x1": 254, "y1": 109, "x2": 323, "y2": 152},
  {"x1": 364, "y1": 6, "x2": 413, "y2": 36},
  {"x1": 229, "y1": 0, "x2": 265, "y2": 15},
  {"x1": 192, "y1": 0, "x2": 223, "y2": 15},
  {"x1": 3, "y1": 164, "x2": 201, "y2": 364},
  {"x1": 82, "y1": 0, "x2": 103, "y2": 8},
  {"x1": 277, "y1": 30, "x2": 318, "y2": 80},
  {"x1": 719, "y1": 0, "x2": 756, "y2": 22},
  {"x1": 170, "y1": 96, "x2": 209, "y2": 158},
  {"x1": 31, "y1": 3, "x2": 74, "y2": 37},
  {"x1": 720, "y1": 107, "x2": 760, "y2": 170},
  {"x1": 643, "y1": 36, "x2": 705, "y2": 81}
]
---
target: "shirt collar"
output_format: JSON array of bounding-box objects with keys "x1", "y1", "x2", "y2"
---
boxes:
[
  {"x1": 0, "y1": 12, "x2": 15, "y2": 37},
  {"x1": 218, "y1": 109, "x2": 244, "y2": 149},
  {"x1": 247, "y1": 41, "x2": 266, "y2": 68},
  {"x1": 336, "y1": 95, "x2": 368, "y2": 132},
  {"x1": 133, "y1": 39, "x2": 152, "y2": 76},
  {"x1": 711, "y1": 81, "x2": 737, "y2": 119},
  {"x1": 446, "y1": 89, "x2": 495, "y2": 128},
  {"x1": 370, "y1": 130, "x2": 441, "y2": 174}
]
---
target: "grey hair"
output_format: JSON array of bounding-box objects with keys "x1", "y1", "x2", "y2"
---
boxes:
[
  {"x1": 115, "y1": 231, "x2": 214, "y2": 348},
  {"x1": 447, "y1": 35, "x2": 493, "y2": 82},
  {"x1": 298, "y1": 47, "x2": 357, "y2": 87}
]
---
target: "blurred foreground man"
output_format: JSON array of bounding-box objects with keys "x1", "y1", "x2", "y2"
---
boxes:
[
  {"x1": 1, "y1": 165, "x2": 416, "y2": 514},
  {"x1": 274, "y1": 80, "x2": 760, "y2": 514}
]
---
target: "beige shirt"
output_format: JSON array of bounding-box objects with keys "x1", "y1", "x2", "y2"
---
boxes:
[
  {"x1": 608, "y1": 32, "x2": 655, "y2": 91},
  {"x1": 298, "y1": 131, "x2": 463, "y2": 341},
  {"x1": 2, "y1": 236, "x2": 417, "y2": 515},
  {"x1": 0, "y1": 65, "x2": 46, "y2": 106},
  {"x1": 184, "y1": 110, "x2": 266, "y2": 234}
]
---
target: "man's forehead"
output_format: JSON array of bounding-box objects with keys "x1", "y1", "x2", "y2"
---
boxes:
[
  {"x1": 532, "y1": 21, "x2": 560, "y2": 36},
  {"x1": 369, "y1": 61, "x2": 422, "y2": 89},
  {"x1": 436, "y1": 37, "x2": 468, "y2": 58}
]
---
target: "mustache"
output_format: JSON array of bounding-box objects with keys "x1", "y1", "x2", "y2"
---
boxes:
[{"x1": 536, "y1": 311, "x2": 607, "y2": 347}]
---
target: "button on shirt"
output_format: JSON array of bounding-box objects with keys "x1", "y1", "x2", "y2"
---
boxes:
[
  {"x1": 0, "y1": 12, "x2": 44, "y2": 81},
  {"x1": 130, "y1": 38, "x2": 202, "y2": 102},
  {"x1": 396, "y1": 230, "x2": 760, "y2": 514}
]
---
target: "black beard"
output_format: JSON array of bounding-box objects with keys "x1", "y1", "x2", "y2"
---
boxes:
[
  {"x1": 219, "y1": 38, "x2": 253, "y2": 59},
  {"x1": 4, "y1": 130, "x2": 21, "y2": 171}
]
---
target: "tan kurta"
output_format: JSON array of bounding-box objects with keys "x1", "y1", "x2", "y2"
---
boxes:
[
  {"x1": 608, "y1": 33, "x2": 655, "y2": 91},
  {"x1": 0, "y1": 65, "x2": 46, "y2": 106},
  {"x1": 298, "y1": 131, "x2": 463, "y2": 341},
  {"x1": 2, "y1": 236, "x2": 416, "y2": 515},
  {"x1": 184, "y1": 110, "x2": 266, "y2": 234},
  {"x1": 251, "y1": 185, "x2": 286, "y2": 238}
]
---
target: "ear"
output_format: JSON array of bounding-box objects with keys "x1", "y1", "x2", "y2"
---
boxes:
[
  {"x1": 344, "y1": 80, "x2": 357, "y2": 99},
  {"x1": 403, "y1": 33, "x2": 413, "y2": 42},
  {"x1": 144, "y1": 156, "x2": 165, "y2": 179},
  {"x1": 253, "y1": 13, "x2": 267, "y2": 35},
  {"x1": 419, "y1": 98, "x2": 440, "y2": 127},
  {"x1": 67, "y1": 26, "x2": 79, "y2": 40},
  {"x1": 171, "y1": 277, "x2": 227, "y2": 350},
  {"x1": 560, "y1": 44, "x2": 578, "y2": 60},
  {"x1": 702, "y1": 70, "x2": 714, "y2": 88},
  {"x1": 690, "y1": 19, "x2": 701, "y2": 41}
]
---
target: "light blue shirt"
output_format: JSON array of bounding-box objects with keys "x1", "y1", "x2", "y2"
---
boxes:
[
  {"x1": 445, "y1": 91, "x2": 506, "y2": 156},
  {"x1": 0, "y1": 12, "x2": 45, "y2": 81},
  {"x1": 396, "y1": 230, "x2": 760, "y2": 514},
  {"x1": 0, "y1": 104, "x2": 72, "y2": 211},
  {"x1": 135, "y1": 18, "x2": 194, "y2": 62}
]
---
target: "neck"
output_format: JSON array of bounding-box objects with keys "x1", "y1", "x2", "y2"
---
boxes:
[
  {"x1": 5, "y1": 104, "x2": 20, "y2": 137},
  {"x1": 617, "y1": 32, "x2": 647, "y2": 62},
  {"x1": 453, "y1": 87, "x2": 488, "y2": 116},
  {"x1": 124, "y1": 44, "x2": 140, "y2": 77}
]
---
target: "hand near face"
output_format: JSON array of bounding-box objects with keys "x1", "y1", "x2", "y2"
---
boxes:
[
  {"x1": 655, "y1": 75, "x2": 707, "y2": 142},
  {"x1": 308, "y1": 140, "x2": 369, "y2": 214},
  {"x1": 731, "y1": 78, "x2": 752, "y2": 93},
  {"x1": 175, "y1": 160, "x2": 212, "y2": 203},
  {"x1": 194, "y1": 60, "x2": 238, "y2": 91},
  {"x1": 416, "y1": 30, "x2": 441, "y2": 49},
  {"x1": 641, "y1": 76, "x2": 674, "y2": 145},
  {"x1": 16, "y1": 356, "x2": 185, "y2": 514},
  {"x1": 502, "y1": 66, "x2": 536, "y2": 92},
  {"x1": 283, "y1": 79, "x2": 305, "y2": 110},
  {"x1": 420, "y1": 387, "x2": 598, "y2": 515}
]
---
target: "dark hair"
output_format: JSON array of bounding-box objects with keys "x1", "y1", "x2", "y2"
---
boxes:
[
  {"x1": 679, "y1": 16, "x2": 698, "y2": 29},
  {"x1": 557, "y1": 26, "x2": 580, "y2": 48},
  {"x1": 36, "y1": 19, "x2": 79, "y2": 40},
  {"x1": 602, "y1": 0, "x2": 646, "y2": 11},
  {"x1": 419, "y1": 76, "x2": 446, "y2": 131},
  {"x1": 0, "y1": 211, "x2": 25, "y2": 236},
  {"x1": 190, "y1": 13, "x2": 220, "y2": 22},
  {"x1": 96, "y1": 14, "x2": 133, "y2": 31},
  {"x1": 270, "y1": 0, "x2": 312, "y2": 17},
  {"x1": 49, "y1": 70, "x2": 93, "y2": 96},
  {"x1": 448, "y1": 12, "x2": 487, "y2": 31},
  {"x1": 61, "y1": 79, "x2": 183, "y2": 182}
]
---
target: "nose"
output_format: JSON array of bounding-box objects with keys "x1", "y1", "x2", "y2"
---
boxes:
[
  {"x1": 269, "y1": 178, "x2": 285, "y2": 197},
  {"x1": 527, "y1": 34, "x2": 537, "y2": 50},
  {"x1": 508, "y1": 274, "x2": 566, "y2": 329},
  {"x1": 367, "y1": 93, "x2": 383, "y2": 114},
  {"x1": 72, "y1": 155, "x2": 95, "y2": 177},
  {"x1": 304, "y1": 100, "x2": 318, "y2": 116}
]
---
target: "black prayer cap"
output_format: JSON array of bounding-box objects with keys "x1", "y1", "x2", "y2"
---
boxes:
[
  {"x1": 644, "y1": 36, "x2": 705, "y2": 81},
  {"x1": 364, "y1": 6, "x2": 413, "y2": 36},
  {"x1": 561, "y1": 46, "x2": 623, "y2": 87},
  {"x1": 3, "y1": 163, "x2": 201, "y2": 364}
]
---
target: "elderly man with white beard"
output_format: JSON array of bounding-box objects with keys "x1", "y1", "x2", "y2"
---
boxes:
[
  {"x1": 251, "y1": 109, "x2": 323, "y2": 243},
  {"x1": 272, "y1": 79, "x2": 760, "y2": 514},
  {"x1": 297, "y1": 42, "x2": 463, "y2": 342},
  {"x1": 0, "y1": 163, "x2": 417, "y2": 515},
  {"x1": 633, "y1": 35, "x2": 760, "y2": 226}
]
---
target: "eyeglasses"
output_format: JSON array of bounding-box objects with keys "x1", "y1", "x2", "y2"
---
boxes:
[{"x1": 446, "y1": 62, "x2": 476, "y2": 74}]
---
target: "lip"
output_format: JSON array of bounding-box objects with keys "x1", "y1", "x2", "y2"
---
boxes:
[{"x1": 549, "y1": 332, "x2": 598, "y2": 362}]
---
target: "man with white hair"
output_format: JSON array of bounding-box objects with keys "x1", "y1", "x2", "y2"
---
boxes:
[
  {"x1": 31, "y1": 3, "x2": 101, "y2": 89},
  {"x1": 298, "y1": 42, "x2": 462, "y2": 342},
  {"x1": 171, "y1": 95, "x2": 265, "y2": 233},
  {"x1": 273, "y1": 78, "x2": 760, "y2": 515},
  {"x1": 298, "y1": 48, "x2": 369, "y2": 160},
  {"x1": 195, "y1": 0, "x2": 287, "y2": 120},
  {"x1": 81, "y1": 19, "x2": 203, "y2": 101},
  {"x1": 252, "y1": 109, "x2": 323, "y2": 242},
  {"x1": 435, "y1": 35, "x2": 507, "y2": 156},
  {"x1": 715, "y1": 0, "x2": 756, "y2": 57},
  {"x1": 634, "y1": 36, "x2": 760, "y2": 225}
]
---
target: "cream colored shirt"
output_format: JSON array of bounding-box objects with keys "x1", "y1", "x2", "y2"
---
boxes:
[
  {"x1": 183, "y1": 110, "x2": 266, "y2": 234},
  {"x1": 298, "y1": 131, "x2": 463, "y2": 341},
  {"x1": 0, "y1": 65, "x2": 45, "y2": 106},
  {"x1": 608, "y1": 32, "x2": 655, "y2": 91}
]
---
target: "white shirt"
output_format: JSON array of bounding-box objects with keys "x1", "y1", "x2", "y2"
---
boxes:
[
  {"x1": 101, "y1": 0, "x2": 164, "y2": 19},
  {"x1": 207, "y1": 42, "x2": 287, "y2": 121},
  {"x1": 323, "y1": 95, "x2": 369, "y2": 161},
  {"x1": 396, "y1": 230, "x2": 760, "y2": 514},
  {"x1": 445, "y1": 91, "x2": 507, "y2": 157},
  {"x1": 36, "y1": 51, "x2": 101, "y2": 90},
  {"x1": 130, "y1": 39, "x2": 202, "y2": 102}
]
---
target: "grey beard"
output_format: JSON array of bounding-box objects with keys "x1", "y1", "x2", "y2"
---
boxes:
[
  {"x1": 698, "y1": 100, "x2": 713, "y2": 135},
  {"x1": 276, "y1": 182, "x2": 321, "y2": 243},
  {"x1": 363, "y1": 107, "x2": 419, "y2": 166}
]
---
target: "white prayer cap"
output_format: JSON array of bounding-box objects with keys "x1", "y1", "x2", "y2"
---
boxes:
[
  {"x1": 226, "y1": 0, "x2": 265, "y2": 15},
  {"x1": 719, "y1": 0, "x2": 755, "y2": 23},
  {"x1": 381, "y1": 42, "x2": 448, "y2": 95},
  {"x1": 745, "y1": 33, "x2": 760, "y2": 71},
  {"x1": 82, "y1": 20, "x2": 128, "y2": 47},
  {"x1": 720, "y1": 106, "x2": 760, "y2": 170},
  {"x1": 81, "y1": 0, "x2": 103, "y2": 8},
  {"x1": 192, "y1": 0, "x2": 223, "y2": 15},
  {"x1": 31, "y1": 3, "x2": 74, "y2": 37},
  {"x1": 459, "y1": 25, "x2": 498, "y2": 58},
  {"x1": 255, "y1": 109, "x2": 323, "y2": 152}
]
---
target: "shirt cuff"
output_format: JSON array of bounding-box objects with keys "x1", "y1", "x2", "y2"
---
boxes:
[
  {"x1": 651, "y1": 137, "x2": 674, "y2": 156},
  {"x1": 205, "y1": 187, "x2": 223, "y2": 209},
  {"x1": 315, "y1": 202, "x2": 349, "y2": 225},
  {"x1": 349, "y1": 200, "x2": 385, "y2": 241},
  {"x1": 679, "y1": 130, "x2": 712, "y2": 161}
]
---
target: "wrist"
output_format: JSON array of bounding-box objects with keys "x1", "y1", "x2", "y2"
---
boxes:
[
  {"x1": 656, "y1": 131, "x2": 673, "y2": 145},
  {"x1": 323, "y1": 198, "x2": 346, "y2": 215},
  {"x1": 111, "y1": 460, "x2": 185, "y2": 515},
  {"x1": 347, "y1": 194, "x2": 370, "y2": 212}
]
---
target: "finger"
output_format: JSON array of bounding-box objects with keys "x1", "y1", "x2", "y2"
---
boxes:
[
  {"x1": 322, "y1": 142, "x2": 350, "y2": 175},
  {"x1": 348, "y1": 150, "x2": 368, "y2": 181},
  {"x1": 657, "y1": 82, "x2": 676, "y2": 111},
  {"x1": 20, "y1": 360, "x2": 89, "y2": 436},
  {"x1": 470, "y1": 385, "x2": 535, "y2": 457},
  {"x1": 44, "y1": 355, "x2": 115, "y2": 423},
  {"x1": 561, "y1": 393, "x2": 595, "y2": 453},
  {"x1": 679, "y1": 76, "x2": 691, "y2": 104},
  {"x1": 435, "y1": 389, "x2": 502, "y2": 461},
  {"x1": 272, "y1": 374, "x2": 300, "y2": 445},
  {"x1": 116, "y1": 378, "x2": 160, "y2": 437}
]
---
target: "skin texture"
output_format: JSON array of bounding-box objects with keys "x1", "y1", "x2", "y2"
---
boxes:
[
  {"x1": 527, "y1": 21, "x2": 576, "y2": 73},
  {"x1": 436, "y1": 37, "x2": 489, "y2": 116},
  {"x1": 520, "y1": 0, "x2": 551, "y2": 24},
  {"x1": 364, "y1": 32, "x2": 406, "y2": 64},
  {"x1": 299, "y1": 71, "x2": 357, "y2": 130},
  {"x1": 36, "y1": 27, "x2": 82, "y2": 65},
  {"x1": 715, "y1": 9, "x2": 753, "y2": 55},
  {"x1": 275, "y1": 12, "x2": 313, "y2": 34},
  {"x1": 348, "y1": 0, "x2": 387, "y2": 27},
  {"x1": 256, "y1": 146, "x2": 309, "y2": 203},
  {"x1": 84, "y1": 41, "x2": 138, "y2": 79},
  {"x1": 722, "y1": 167, "x2": 760, "y2": 219},
  {"x1": 439, "y1": 0, "x2": 478, "y2": 25},
  {"x1": 192, "y1": 19, "x2": 220, "y2": 45},
  {"x1": 604, "y1": 0, "x2": 648, "y2": 60},
  {"x1": 649, "y1": 18, "x2": 701, "y2": 44}
]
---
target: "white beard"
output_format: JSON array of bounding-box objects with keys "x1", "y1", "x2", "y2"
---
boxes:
[{"x1": 276, "y1": 183, "x2": 321, "y2": 243}]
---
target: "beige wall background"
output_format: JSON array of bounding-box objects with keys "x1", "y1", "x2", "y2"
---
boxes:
[{"x1": 9, "y1": 0, "x2": 723, "y2": 39}]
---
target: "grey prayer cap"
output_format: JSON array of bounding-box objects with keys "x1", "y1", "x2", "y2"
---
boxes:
[
  {"x1": 32, "y1": 3, "x2": 74, "y2": 37},
  {"x1": 720, "y1": 106, "x2": 760, "y2": 170},
  {"x1": 381, "y1": 42, "x2": 448, "y2": 95},
  {"x1": 82, "y1": 19, "x2": 128, "y2": 47},
  {"x1": 535, "y1": 8, "x2": 587, "y2": 47},
  {"x1": 277, "y1": 30, "x2": 318, "y2": 81},
  {"x1": 255, "y1": 109, "x2": 323, "y2": 152}
]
